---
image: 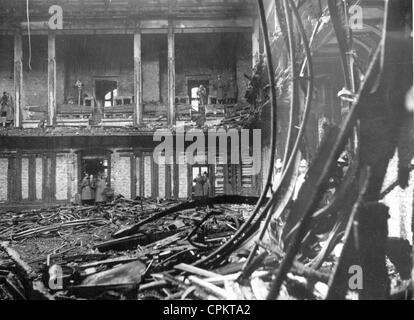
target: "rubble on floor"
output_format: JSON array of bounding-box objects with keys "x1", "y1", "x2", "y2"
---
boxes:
[
  {"x1": 0, "y1": 197, "x2": 253, "y2": 300},
  {"x1": 0, "y1": 196, "x2": 410, "y2": 300}
]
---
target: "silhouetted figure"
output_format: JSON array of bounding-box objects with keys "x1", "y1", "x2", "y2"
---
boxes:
[
  {"x1": 202, "y1": 172, "x2": 210, "y2": 198},
  {"x1": 0, "y1": 92, "x2": 13, "y2": 127},
  {"x1": 216, "y1": 75, "x2": 226, "y2": 104},
  {"x1": 193, "y1": 173, "x2": 204, "y2": 200},
  {"x1": 81, "y1": 173, "x2": 94, "y2": 205},
  {"x1": 197, "y1": 85, "x2": 207, "y2": 106},
  {"x1": 95, "y1": 172, "x2": 107, "y2": 204}
]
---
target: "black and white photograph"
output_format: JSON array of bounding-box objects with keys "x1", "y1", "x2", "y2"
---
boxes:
[{"x1": 0, "y1": 0, "x2": 412, "y2": 306}]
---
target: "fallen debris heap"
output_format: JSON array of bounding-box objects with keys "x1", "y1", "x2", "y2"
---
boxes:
[
  {"x1": 0, "y1": 196, "x2": 266, "y2": 300},
  {"x1": 0, "y1": 193, "x2": 410, "y2": 300}
]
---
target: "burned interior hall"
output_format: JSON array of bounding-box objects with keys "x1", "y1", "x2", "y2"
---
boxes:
[{"x1": 0, "y1": 0, "x2": 412, "y2": 301}]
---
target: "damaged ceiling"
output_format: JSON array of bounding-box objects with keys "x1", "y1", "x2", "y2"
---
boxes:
[{"x1": 0, "y1": 0, "x2": 256, "y2": 21}]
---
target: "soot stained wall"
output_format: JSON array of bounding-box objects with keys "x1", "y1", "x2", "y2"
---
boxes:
[{"x1": 174, "y1": 33, "x2": 252, "y2": 102}]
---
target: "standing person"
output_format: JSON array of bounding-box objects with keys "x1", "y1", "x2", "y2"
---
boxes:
[
  {"x1": 81, "y1": 173, "x2": 94, "y2": 205},
  {"x1": 293, "y1": 159, "x2": 308, "y2": 201},
  {"x1": 197, "y1": 85, "x2": 207, "y2": 106},
  {"x1": 95, "y1": 173, "x2": 107, "y2": 205},
  {"x1": 193, "y1": 173, "x2": 204, "y2": 200},
  {"x1": 202, "y1": 172, "x2": 210, "y2": 199},
  {"x1": 217, "y1": 75, "x2": 226, "y2": 105},
  {"x1": 0, "y1": 92, "x2": 8, "y2": 127},
  {"x1": 226, "y1": 76, "x2": 237, "y2": 104},
  {"x1": 5, "y1": 97, "x2": 14, "y2": 127},
  {"x1": 90, "y1": 174, "x2": 96, "y2": 203},
  {"x1": 196, "y1": 85, "x2": 207, "y2": 128}
]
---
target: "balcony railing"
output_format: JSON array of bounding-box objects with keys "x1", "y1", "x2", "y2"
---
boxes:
[{"x1": 22, "y1": 98, "x2": 236, "y2": 129}]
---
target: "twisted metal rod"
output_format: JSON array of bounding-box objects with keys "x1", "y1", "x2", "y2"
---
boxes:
[{"x1": 193, "y1": 0, "x2": 279, "y2": 268}]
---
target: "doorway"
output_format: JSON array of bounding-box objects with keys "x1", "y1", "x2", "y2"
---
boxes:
[
  {"x1": 95, "y1": 79, "x2": 118, "y2": 107},
  {"x1": 81, "y1": 154, "x2": 110, "y2": 182},
  {"x1": 188, "y1": 80, "x2": 209, "y2": 110},
  {"x1": 192, "y1": 165, "x2": 211, "y2": 198}
]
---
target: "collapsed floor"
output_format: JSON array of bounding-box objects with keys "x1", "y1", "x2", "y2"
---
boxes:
[
  {"x1": 0, "y1": 195, "x2": 410, "y2": 300},
  {"x1": 0, "y1": 0, "x2": 412, "y2": 302}
]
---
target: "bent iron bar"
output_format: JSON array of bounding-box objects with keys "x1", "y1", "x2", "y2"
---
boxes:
[
  {"x1": 238, "y1": 0, "x2": 316, "y2": 280},
  {"x1": 266, "y1": 0, "x2": 406, "y2": 299},
  {"x1": 192, "y1": 0, "x2": 280, "y2": 269}
]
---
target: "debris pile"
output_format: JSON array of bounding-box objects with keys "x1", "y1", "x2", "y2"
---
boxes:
[
  {"x1": 0, "y1": 196, "x2": 263, "y2": 300},
  {"x1": 0, "y1": 193, "x2": 411, "y2": 300}
]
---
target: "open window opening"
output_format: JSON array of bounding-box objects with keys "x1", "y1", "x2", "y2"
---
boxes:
[
  {"x1": 192, "y1": 165, "x2": 210, "y2": 198},
  {"x1": 188, "y1": 80, "x2": 209, "y2": 111},
  {"x1": 81, "y1": 155, "x2": 110, "y2": 181},
  {"x1": 95, "y1": 79, "x2": 118, "y2": 107}
]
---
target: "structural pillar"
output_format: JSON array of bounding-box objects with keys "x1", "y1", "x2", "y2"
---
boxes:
[
  {"x1": 134, "y1": 29, "x2": 143, "y2": 126},
  {"x1": 47, "y1": 32, "x2": 56, "y2": 126},
  {"x1": 13, "y1": 31, "x2": 23, "y2": 128},
  {"x1": 167, "y1": 22, "x2": 176, "y2": 125}
]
